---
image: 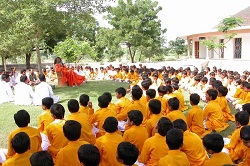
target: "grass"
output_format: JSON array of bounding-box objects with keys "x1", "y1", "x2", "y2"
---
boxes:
[{"x1": 0, "y1": 80, "x2": 237, "y2": 148}]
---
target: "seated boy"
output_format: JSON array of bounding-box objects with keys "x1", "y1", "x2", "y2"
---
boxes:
[
  {"x1": 157, "y1": 128, "x2": 190, "y2": 166},
  {"x1": 172, "y1": 83, "x2": 188, "y2": 111},
  {"x1": 3, "y1": 132, "x2": 32, "y2": 166},
  {"x1": 217, "y1": 86, "x2": 235, "y2": 121},
  {"x1": 123, "y1": 110, "x2": 148, "y2": 153},
  {"x1": 203, "y1": 133, "x2": 233, "y2": 166},
  {"x1": 55, "y1": 120, "x2": 89, "y2": 166},
  {"x1": 7, "y1": 110, "x2": 42, "y2": 159},
  {"x1": 186, "y1": 93, "x2": 210, "y2": 138},
  {"x1": 78, "y1": 144, "x2": 100, "y2": 166},
  {"x1": 146, "y1": 99, "x2": 162, "y2": 137},
  {"x1": 226, "y1": 111, "x2": 249, "y2": 162},
  {"x1": 103, "y1": 92, "x2": 118, "y2": 112},
  {"x1": 139, "y1": 117, "x2": 172, "y2": 165},
  {"x1": 117, "y1": 142, "x2": 139, "y2": 166},
  {"x1": 156, "y1": 86, "x2": 168, "y2": 115},
  {"x1": 173, "y1": 119, "x2": 207, "y2": 166},
  {"x1": 38, "y1": 97, "x2": 54, "y2": 134},
  {"x1": 144, "y1": 89, "x2": 157, "y2": 120},
  {"x1": 166, "y1": 97, "x2": 186, "y2": 123},
  {"x1": 66, "y1": 99, "x2": 96, "y2": 144},
  {"x1": 203, "y1": 89, "x2": 229, "y2": 132},
  {"x1": 78, "y1": 94, "x2": 94, "y2": 116},
  {"x1": 46, "y1": 103, "x2": 68, "y2": 159},
  {"x1": 30, "y1": 151, "x2": 54, "y2": 166},
  {"x1": 90, "y1": 95, "x2": 117, "y2": 137},
  {"x1": 115, "y1": 87, "x2": 131, "y2": 118},
  {"x1": 95, "y1": 117, "x2": 123, "y2": 166}
]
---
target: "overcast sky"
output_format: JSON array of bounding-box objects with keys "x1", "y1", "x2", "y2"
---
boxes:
[{"x1": 95, "y1": 0, "x2": 250, "y2": 41}]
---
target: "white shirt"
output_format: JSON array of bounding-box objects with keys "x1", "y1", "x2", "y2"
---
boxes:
[
  {"x1": 0, "y1": 81, "x2": 14, "y2": 104},
  {"x1": 33, "y1": 82, "x2": 53, "y2": 105},
  {"x1": 14, "y1": 82, "x2": 34, "y2": 105}
]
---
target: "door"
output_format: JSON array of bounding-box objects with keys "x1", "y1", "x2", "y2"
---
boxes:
[{"x1": 195, "y1": 41, "x2": 199, "y2": 58}]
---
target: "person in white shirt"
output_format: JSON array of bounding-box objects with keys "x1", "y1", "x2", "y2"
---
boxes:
[
  {"x1": 14, "y1": 75, "x2": 34, "y2": 105},
  {"x1": 0, "y1": 74, "x2": 14, "y2": 104},
  {"x1": 33, "y1": 74, "x2": 59, "y2": 105}
]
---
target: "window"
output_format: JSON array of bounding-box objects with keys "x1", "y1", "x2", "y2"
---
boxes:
[{"x1": 234, "y1": 38, "x2": 242, "y2": 59}]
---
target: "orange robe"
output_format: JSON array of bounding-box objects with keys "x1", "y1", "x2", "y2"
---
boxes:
[
  {"x1": 203, "y1": 100, "x2": 229, "y2": 132},
  {"x1": 46, "y1": 119, "x2": 68, "y2": 158},
  {"x1": 186, "y1": 105, "x2": 210, "y2": 138},
  {"x1": 156, "y1": 96, "x2": 168, "y2": 115},
  {"x1": 90, "y1": 107, "x2": 117, "y2": 137},
  {"x1": 123, "y1": 125, "x2": 148, "y2": 153},
  {"x1": 7, "y1": 127, "x2": 42, "y2": 158},
  {"x1": 67, "y1": 112, "x2": 96, "y2": 144},
  {"x1": 173, "y1": 91, "x2": 188, "y2": 111},
  {"x1": 146, "y1": 114, "x2": 163, "y2": 137},
  {"x1": 157, "y1": 150, "x2": 190, "y2": 166},
  {"x1": 3, "y1": 151, "x2": 32, "y2": 166},
  {"x1": 180, "y1": 130, "x2": 208, "y2": 166},
  {"x1": 79, "y1": 105, "x2": 94, "y2": 116},
  {"x1": 139, "y1": 133, "x2": 169, "y2": 166},
  {"x1": 166, "y1": 110, "x2": 187, "y2": 123},
  {"x1": 55, "y1": 140, "x2": 89, "y2": 166},
  {"x1": 95, "y1": 133, "x2": 123, "y2": 166},
  {"x1": 204, "y1": 152, "x2": 233, "y2": 166},
  {"x1": 116, "y1": 96, "x2": 131, "y2": 116},
  {"x1": 218, "y1": 96, "x2": 235, "y2": 121},
  {"x1": 38, "y1": 109, "x2": 54, "y2": 133},
  {"x1": 238, "y1": 92, "x2": 250, "y2": 104}
]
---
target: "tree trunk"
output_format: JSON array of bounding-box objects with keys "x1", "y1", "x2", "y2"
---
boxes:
[
  {"x1": 138, "y1": 51, "x2": 142, "y2": 62},
  {"x1": 25, "y1": 53, "x2": 31, "y2": 69},
  {"x1": 36, "y1": 46, "x2": 42, "y2": 74},
  {"x1": 128, "y1": 46, "x2": 134, "y2": 63},
  {"x1": 2, "y1": 56, "x2": 7, "y2": 71}
]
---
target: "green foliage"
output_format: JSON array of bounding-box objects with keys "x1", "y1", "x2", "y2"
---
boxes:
[
  {"x1": 218, "y1": 17, "x2": 244, "y2": 33},
  {"x1": 96, "y1": 0, "x2": 166, "y2": 62},
  {"x1": 54, "y1": 37, "x2": 96, "y2": 63},
  {"x1": 168, "y1": 37, "x2": 187, "y2": 58}
]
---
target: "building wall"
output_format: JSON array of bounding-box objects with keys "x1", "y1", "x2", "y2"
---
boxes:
[{"x1": 242, "y1": 34, "x2": 250, "y2": 60}]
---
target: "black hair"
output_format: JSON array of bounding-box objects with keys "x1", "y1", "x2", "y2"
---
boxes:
[
  {"x1": 173, "y1": 119, "x2": 187, "y2": 131},
  {"x1": 1, "y1": 73, "x2": 9, "y2": 81},
  {"x1": 117, "y1": 142, "x2": 139, "y2": 165},
  {"x1": 146, "y1": 89, "x2": 156, "y2": 99},
  {"x1": 243, "y1": 103, "x2": 250, "y2": 115},
  {"x1": 67, "y1": 99, "x2": 80, "y2": 113},
  {"x1": 141, "y1": 80, "x2": 151, "y2": 90},
  {"x1": 63, "y1": 120, "x2": 81, "y2": 141},
  {"x1": 98, "y1": 95, "x2": 109, "y2": 108},
  {"x1": 171, "y1": 83, "x2": 179, "y2": 91},
  {"x1": 235, "y1": 111, "x2": 249, "y2": 126},
  {"x1": 38, "y1": 74, "x2": 46, "y2": 82},
  {"x1": 190, "y1": 93, "x2": 200, "y2": 105},
  {"x1": 131, "y1": 85, "x2": 143, "y2": 100},
  {"x1": 171, "y1": 77, "x2": 179, "y2": 84},
  {"x1": 115, "y1": 87, "x2": 126, "y2": 97},
  {"x1": 217, "y1": 86, "x2": 228, "y2": 96},
  {"x1": 240, "y1": 126, "x2": 250, "y2": 141},
  {"x1": 194, "y1": 76, "x2": 201, "y2": 82},
  {"x1": 201, "y1": 77, "x2": 208, "y2": 83},
  {"x1": 128, "y1": 110, "x2": 143, "y2": 126},
  {"x1": 203, "y1": 133, "x2": 224, "y2": 153},
  {"x1": 163, "y1": 77, "x2": 171, "y2": 84},
  {"x1": 14, "y1": 110, "x2": 30, "y2": 127},
  {"x1": 20, "y1": 69, "x2": 26, "y2": 74},
  {"x1": 30, "y1": 151, "x2": 54, "y2": 166},
  {"x1": 168, "y1": 97, "x2": 179, "y2": 110},
  {"x1": 165, "y1": 85, "x2": 173, "y2": 93},
  {"x1": 103, "y1": 117, "x2": 118, "y2": 133},
  {"x1": 54, "y1": 57, "x2": 62, "y2": 65},
  {"x1": 20, "y1": 75, "x2": 28, "y2": 82},
  {"x1": 42, "y1": 97, "x2": 54, "y2": 109},
  {"x1": 206, "y1": 89, "x2": 218, "y2": 100},
  {"x1": 157, "y1": 117, "x2": 173, "y2": 136},
  {"x1": 78, "y1": 144, "x2": 100, "y2": 166},
  {"x1": 50, "y1": 103, "x2": 65, "y2": 119},
  {"x1": 103, "y1": 92, "x2": 112, "y2": 102},
  {"x1": 79, "y1": 94, "x2": 90, "y2": 106},
  {"x1": 11, "y1": 132, "x2": 30, "y2": 154},
  {"x1": 157, "y1": 86, "x2": 167, "y2": 94},
  {"x1": 166, "y1": 128, "x2": 183, "y2": 150},
  {"x1": 148, "y1": 99, "x2": 161, "y2": 114}
]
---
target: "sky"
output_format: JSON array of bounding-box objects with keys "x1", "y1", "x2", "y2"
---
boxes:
[{"x1": 95, "y1": 0, "x2": 250, "y2": 41}]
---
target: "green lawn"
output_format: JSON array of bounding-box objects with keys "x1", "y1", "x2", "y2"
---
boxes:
[{"x1": 0, "y1": 81, "x2": 237, "y2": 148}]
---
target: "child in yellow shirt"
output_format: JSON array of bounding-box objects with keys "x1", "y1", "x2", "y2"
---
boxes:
[
  {"x1": 144, "y1": 89, "x2": 157, "y2": 122},
  {"x1": 103, "y1": 92, "x2": 118, "y2": 113},
  {"x1": 78, "y1": 94, "x2": 94, "y2": 116},
  {"x1": 55, "y1": 120, "x2": 89, "y2": 166},
  {"x1": 117, "y1": 142, "x2": 139, "y2": 166},
  {"x1": 156, "y1": 86, "x2": 168, "y2": 115},
  {"x1": 166, "y1": 97, "x2": 187, "y2": 123},
  {"x1": 203, "y1": 133, "x2": 233, "y2": 166},
  {"x1": 3, "y1": 132, "x2": 32, "y2": 166},
  {"x1": 78, "y1": 144, "x2": 100, "y2": 166},
  {"x1": 157, "y1": 128, "x2": 190, "y2": 166},
  {"x1": 123, "y1": 110, "x2": 148, "y2": 153}
]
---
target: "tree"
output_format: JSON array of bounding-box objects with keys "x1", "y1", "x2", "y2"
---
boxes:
[
  {"x1": 0, "y1": 0, "x2": 113, "y2": 71},
  {"x1": 54, "y1": 37, "x2": 96, "y2": 63},
  {"x1": 96, "y1": 0, "x2": 166, "y2": 63},
  {"x1": 168, "y1": 37, "x2": 187, "y2": 59},
  {"x1": 201, "y1": 17, "x2": 243, "y2": 57}
]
